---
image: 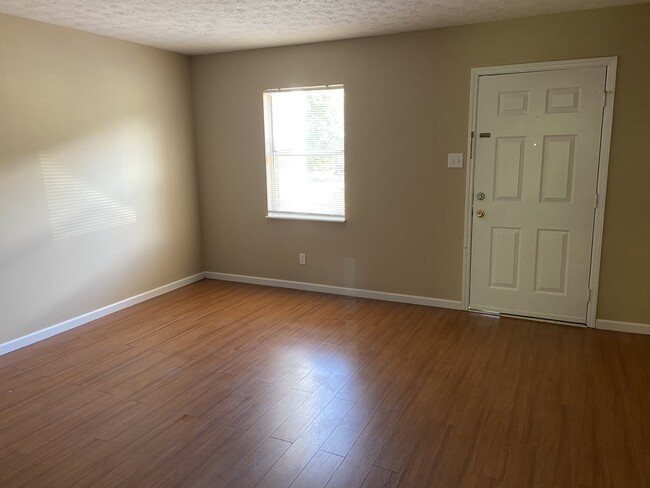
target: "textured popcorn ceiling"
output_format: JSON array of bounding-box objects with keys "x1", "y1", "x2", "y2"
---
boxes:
[{"x1": 0, "y1": 0, "x2": 645, "y2": 54}]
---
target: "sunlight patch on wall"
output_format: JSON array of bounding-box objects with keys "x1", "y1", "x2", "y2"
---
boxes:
[{"x1": 40, "y1": 157, "x2": 136, "y2": 240}]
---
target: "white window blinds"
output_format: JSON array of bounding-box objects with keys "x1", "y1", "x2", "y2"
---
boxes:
[{"x1": 263, "y1": 85, "x2": 345, "y2": 221}]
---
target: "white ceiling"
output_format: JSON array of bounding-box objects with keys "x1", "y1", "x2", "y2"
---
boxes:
[{"x1": 0, "y1": 0, "x2": 644, "y2": 55}]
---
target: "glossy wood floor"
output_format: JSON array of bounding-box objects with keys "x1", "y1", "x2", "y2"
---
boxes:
[{"x1": 1, "y1": 280, "x2": 649, "y2": 487}]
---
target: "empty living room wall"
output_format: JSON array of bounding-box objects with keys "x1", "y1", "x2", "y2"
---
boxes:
[
  {"x1": 0, "y1": 15, "x2": 203, "y2": 345},
  {"x1": 191, "y1": 3, "x2": 650, "y2": 327}
]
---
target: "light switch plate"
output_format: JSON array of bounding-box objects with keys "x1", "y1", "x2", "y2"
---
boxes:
[{"x1": 447, "y1": 153, "x2": 464, "y2": 168}]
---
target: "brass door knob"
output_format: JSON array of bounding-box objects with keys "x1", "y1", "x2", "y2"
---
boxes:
[{"x1": 476, "y1": 209, "x2": 486, "y2": 218}]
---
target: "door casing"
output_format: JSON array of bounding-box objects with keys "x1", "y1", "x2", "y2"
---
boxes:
[{"x1": 461, "y1": 57, "x2": 618, "y2": 328}]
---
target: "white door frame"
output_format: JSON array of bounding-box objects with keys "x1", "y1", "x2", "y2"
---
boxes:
[{"x1": 461, "y1": 57, "x2": 618, "y2": 328}]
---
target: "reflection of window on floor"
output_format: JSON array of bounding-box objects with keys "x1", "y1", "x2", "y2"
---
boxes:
[
  {"x1": 40, "y1": 156, "x2": 136, "y2": 240},
  {"x1": 263, "y1": 85, "x2": 345, "y2": 222}
]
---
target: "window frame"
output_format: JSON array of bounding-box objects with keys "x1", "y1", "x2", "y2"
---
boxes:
[{"x1": 263, "y1": 84, "x2": 346, "y2": 223}]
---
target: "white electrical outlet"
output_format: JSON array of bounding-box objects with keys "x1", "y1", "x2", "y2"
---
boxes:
[
  {"x1": 299, "y1": 253, "x2": 306, "y2": 265},
  {"x1": 447, "y1": 153, "x2": 464, "y2": 168}
]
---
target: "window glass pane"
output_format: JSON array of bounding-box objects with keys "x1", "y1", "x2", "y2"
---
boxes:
[
  {"x1": 271, "y1": 89, "x2": 344, "y2": 154},
  {"x1": 268, "y1": 154, "x2": 344, "y2": 216}
]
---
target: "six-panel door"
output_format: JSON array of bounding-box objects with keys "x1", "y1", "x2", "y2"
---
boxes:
[{"x1": 469, "y1": 67, "x2": 606, "y2": 323}]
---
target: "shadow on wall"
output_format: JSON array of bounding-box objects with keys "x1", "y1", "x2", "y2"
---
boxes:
[
  {"x1": 0, "y1": 15, "x2": 202, "y2": 345},
  {"x1": 0, "y1": 79, "x2": 195, "y2": 342},
  {"x1": 40, "y1": 156, "x2": 136, "y2": 240},
  {"x1": 0, "y1": 114, "x2": 158, "y2": 270}
]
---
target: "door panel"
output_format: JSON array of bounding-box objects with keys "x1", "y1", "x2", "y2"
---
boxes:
[
  {"x1": 494, "y1": 137, "x2": 525, "y2": 201},
  {"x1": 489, "y1": 227, "x2": 521, "y2": 289},
  {"x1": 540, "y1": 135, "x2": 575, "y2": 202},
  {"x1": 469, "y1": 67, "x2": 606, "y2": 323},
  {"x1": 534, "y1": 229, "x2": 569, "y2": 294}
]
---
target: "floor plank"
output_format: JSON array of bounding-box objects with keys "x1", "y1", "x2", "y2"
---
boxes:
[{"x1": 289, "y1": 450, "x2": 343, "y2": 488}]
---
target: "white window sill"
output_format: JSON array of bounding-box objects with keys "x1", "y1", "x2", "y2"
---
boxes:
[{"x1": 266, "y1": 213, "x2": 346, "y2": 223}]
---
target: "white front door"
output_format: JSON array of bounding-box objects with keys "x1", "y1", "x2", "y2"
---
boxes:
[{"x1": 469, "y1": 67, "x2": 606, "y2": 323}]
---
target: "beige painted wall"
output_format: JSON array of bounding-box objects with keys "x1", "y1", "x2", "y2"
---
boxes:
[
  {"x1": 192, "y1": 4, "x2": 650, "y2": 325},
  {"x1": 0, "y1": 15, "x2": 202, "y2": 343}
]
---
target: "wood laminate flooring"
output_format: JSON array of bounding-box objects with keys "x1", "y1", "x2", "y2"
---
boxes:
[{"x1": 1, "y1": 279, "x2": 649, "y2": 487}]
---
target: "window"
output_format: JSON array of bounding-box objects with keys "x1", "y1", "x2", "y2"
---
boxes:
[{"x1": 263, "y1": 85, "x2": 345, "y2": 221}]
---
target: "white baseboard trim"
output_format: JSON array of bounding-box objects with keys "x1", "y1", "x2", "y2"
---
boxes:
[
  {"x1": 0, "y1": 272, "x2": 205, "y2": 356},
  {"x1": 596, "y1": 319, "x2": 650, "y2": 335},
  {"x1": 2, "y1": 270, "x2": 645, "y2": 357},
  {"x1": 204, "y1": 271, "x2": 463, "y2": 310}
]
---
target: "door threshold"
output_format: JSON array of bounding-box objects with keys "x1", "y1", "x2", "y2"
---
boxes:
[
  {"x1": 468, "y1": 307, "x2": 501, "y2": 317},
  {"x1": 468, "y1": 308, "x2": 587, "y2": 328}
]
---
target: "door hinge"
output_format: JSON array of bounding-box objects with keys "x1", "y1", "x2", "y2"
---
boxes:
[
  {"x1": 602, "y1": 91, "x2": 608, "y2": 107},
  {"x1": 587, "y1": 288, "x2": 592, "y2": 303},
  {"x1": 594, "y1": 192, "x2": 599, "y2": 208},
  {"x1": 470, "y1": 131, "x2": 475, "y2": 159}
]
